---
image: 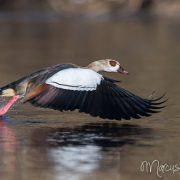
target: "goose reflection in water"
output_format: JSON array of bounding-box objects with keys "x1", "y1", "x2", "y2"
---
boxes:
[
  {"x1": 0, "y1": 118, "x2": 154, "y2": 180},
  {"x1": 0, "y1": 118, "x2": 18, "y2": 178},
  {"x1": 30, "y1": 122, "x2": 154, "y2": 179}
]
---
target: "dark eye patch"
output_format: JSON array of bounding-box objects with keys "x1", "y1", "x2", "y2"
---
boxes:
[{"x1": 109, "y1": 60, "x2": 117, "y2": 67}]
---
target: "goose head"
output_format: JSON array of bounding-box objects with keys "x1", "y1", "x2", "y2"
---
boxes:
[{"x1": 87, "y1": 59, "x2": 129, "y2": 75}]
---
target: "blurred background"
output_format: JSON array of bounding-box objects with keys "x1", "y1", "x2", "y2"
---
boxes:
[
  {"x1": 0, "y1": 1, "x2": 180, "y2": 180},
  {"x1": 0, "y1": 0, "x2": 180, "y2": 89},
  {"x1": 0, "y1": 0, "x2": 180, "y2": 18}
]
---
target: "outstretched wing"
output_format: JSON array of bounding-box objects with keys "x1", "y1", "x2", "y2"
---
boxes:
[{"x1": 25, "y1": 68, "x2": 165, "y2": 120}]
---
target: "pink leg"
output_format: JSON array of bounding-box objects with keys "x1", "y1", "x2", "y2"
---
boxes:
[{"x1": 0, "y1": 95, "x2": 20, "y2": 116}]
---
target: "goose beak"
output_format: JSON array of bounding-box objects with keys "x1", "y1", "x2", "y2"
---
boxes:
[{"x1": 118, "y1": 66, "x2": 129, "y2": 75}]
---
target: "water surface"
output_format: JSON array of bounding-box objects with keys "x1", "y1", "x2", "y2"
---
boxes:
[{"x1": 0, "y1": 17, "x2": 180, "y2": 180}]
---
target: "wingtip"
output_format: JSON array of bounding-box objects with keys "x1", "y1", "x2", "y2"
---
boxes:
[
  {"x1": 149, "y1": 93, "x2": 167, "y2": 112},
  {"x1": 150, "y1": 92, "x2": 167, "y2": 102}
]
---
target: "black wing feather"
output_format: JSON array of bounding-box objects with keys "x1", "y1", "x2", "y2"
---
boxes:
[{"x1": 28, "y1": 80, "x2": 165, "y2": 120}]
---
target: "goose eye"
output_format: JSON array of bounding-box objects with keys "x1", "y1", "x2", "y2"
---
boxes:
[{"x1": 109, "y1": 60, "x2": 117, "y2": 67}]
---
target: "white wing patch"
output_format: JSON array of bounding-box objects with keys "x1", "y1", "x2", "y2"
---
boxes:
[{"x1": 46, "y1": 68, "x2": 103, "y2": 91}]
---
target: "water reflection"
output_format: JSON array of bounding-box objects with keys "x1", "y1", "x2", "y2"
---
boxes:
[
  {"x1": 46, "y1": 123, "x2": 153, "y2": 148},
  {"x1": 50, "y1": 145, "x2": 101, "y2": 180},
  {"x1": 0, "y1": 119, "x2": 154, "y2": 180},
  {"x1": 0, "y1": 119, "x2": 19, "y2": 179},
  {"x1": 44, "y1": 123, "x2": 153, "y2": 179},
  {"x1": 0, "y1": 120, "x2": 18, "y2": 152}
]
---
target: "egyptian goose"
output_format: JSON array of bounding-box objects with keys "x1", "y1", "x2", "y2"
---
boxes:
[{"x1": 0, "y1": 59, "x2": 165, "y2": 120}]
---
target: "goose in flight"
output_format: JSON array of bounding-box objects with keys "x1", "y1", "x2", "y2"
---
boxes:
[{"x1": 0, "y1": 59, "x2": 165, "y2": 120}]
